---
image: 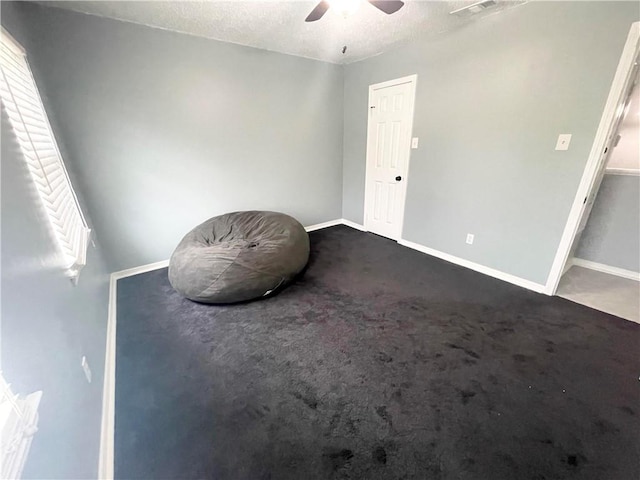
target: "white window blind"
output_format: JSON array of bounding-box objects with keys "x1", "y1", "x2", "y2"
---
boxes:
[
  {"x1": 0, "y1": 372, "x2": 42, "y2": 480},
  {"x1": 0, "y1": 28, "x2": 90, "y2": 278}
]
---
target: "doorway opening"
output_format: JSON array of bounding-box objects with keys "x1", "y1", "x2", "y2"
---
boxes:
[
  {"x1": 554, "y1": 28, "x2": 640, "y2": 322},
  {"x1": 546, "y1": 22, "x2": 640, "y2": 301}
]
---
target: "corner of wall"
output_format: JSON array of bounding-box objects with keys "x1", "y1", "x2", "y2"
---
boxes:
[{"x1": 340, "y1": 62, "x2": 348, "y2": 220}]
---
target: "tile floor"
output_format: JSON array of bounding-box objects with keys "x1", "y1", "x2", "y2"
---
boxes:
[{"x1": 557, "y1": 265, "x2": 640, "y2": 323}]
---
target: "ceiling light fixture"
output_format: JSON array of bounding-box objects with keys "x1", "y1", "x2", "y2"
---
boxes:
[
  {"x1": 328, "y1": 0, "x2": 361, "y2": 18},
  {"x1": 305, "y1": 1, "x2": 404, "y2": 22}
]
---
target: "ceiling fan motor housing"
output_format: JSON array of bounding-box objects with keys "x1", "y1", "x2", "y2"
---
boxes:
[{"x1": 305, "y1": 0, "x2": 405, "y2": 22}]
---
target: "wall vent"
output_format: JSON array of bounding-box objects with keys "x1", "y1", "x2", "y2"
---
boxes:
[{"x1": 450, "y1": 0, "x2": 498, "y2": 16}]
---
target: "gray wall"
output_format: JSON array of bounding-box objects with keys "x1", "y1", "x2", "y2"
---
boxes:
[
  {"x1": 0, "y1": 3, "x2": 635, "y2": 477},
  {"x1": 343, "y1": 1, "x2": 639, "y2": 285},
  {"x1": 576, "y1": 174, "x2": 640, "y2": 272},
  {"x1": 1, "y1": 6, "x2": 110, "y2": 479},
  {"x1": 15, "y1": 2, "x2": 344, "y2": 272}
]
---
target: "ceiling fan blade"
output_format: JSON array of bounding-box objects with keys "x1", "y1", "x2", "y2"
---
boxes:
[
  {"x1": 369, "y1": 1, "x2": 405, "y2": 15},
  {"x1": 305, "y1": 1, "x2": 330, "y2": 22}
]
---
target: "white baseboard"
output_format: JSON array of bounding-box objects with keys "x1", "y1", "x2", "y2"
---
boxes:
[
  {"x1": 605, "y1": 168, "x2": 640, "y2": 176},
  {"x1": 306, "y1": 218, "x2": 367, "y2": 232},
  {"x1": 304, "y1": 219, "x2": 343, "y2": 232},
  {"x1": 340, "y1": 223, "x2": 548, "y2": 296},
  {"x1": 98, "y1": 218, "x2": 360, "y2": 478},
  {"x1": 340, "y1": 219, "x2": 366, "y2": 231},
  {"x1": 572, "y1": 258, "x2": 640, "y2": 281},
  {"x1": 111, "y1": 259, "x2": 170, "y2": 280},
  {"x1": 98, "y1": 217, "x2": 547, "y2": 478},
  {"x1": 562, "y1": 258, "x2": 575, "y2": 276},
  {"x1": 99, "y1": 260, "x2": 172, "y2": 479},
  {"x1": 99, "y1": 260, "x2": 171, "y2": 479},
  {"x1": 109, "y1": 219, "x2": 363, "y2": 281},
  {"x1": 398, "y1": 239, "x2": 547, "y2": 294}
]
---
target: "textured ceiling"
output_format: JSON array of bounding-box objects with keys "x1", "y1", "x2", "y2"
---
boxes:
[{"x1": 35, "y1": 1, "x2": 526, "y2": 64}]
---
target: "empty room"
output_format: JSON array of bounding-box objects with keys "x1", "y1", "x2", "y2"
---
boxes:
[{"x1": 1, "y1": 1, "x2": 639, "y2": 479}]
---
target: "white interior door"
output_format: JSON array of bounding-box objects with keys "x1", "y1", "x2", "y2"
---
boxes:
[
  {"x1": 565, "y1": 65, "x2": 639, "y2": 263},
  {"x1": 364, "y1": 75, "x2": 417, "y2": 240}
]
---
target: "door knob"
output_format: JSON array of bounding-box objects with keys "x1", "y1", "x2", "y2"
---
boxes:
[{"x1": 395, "y1": 176, "x2": 402, "y2": 181}]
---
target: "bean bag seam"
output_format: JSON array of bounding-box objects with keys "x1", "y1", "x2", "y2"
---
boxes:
[
  {"x1": 196, "y1": 248, "x2": 244, "y2": 297},
  {"x1": 231, "y1": 258, "x2": 292, "y2": 279}
]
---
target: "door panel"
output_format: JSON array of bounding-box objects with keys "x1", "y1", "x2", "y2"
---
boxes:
[{"x1": 364, "y1": 78, "x2": 416, "y2": 240}]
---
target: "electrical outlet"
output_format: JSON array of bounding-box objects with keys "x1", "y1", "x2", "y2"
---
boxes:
[
  {"x1": 555, "y1": 134, "x2": 572, "y2": 151},
  {"x1": 81, "y1": 356, "x2": 92, "y2": 383},
  {"x1": 466, "y1": 233, "x2": 474, "y2": 245}
]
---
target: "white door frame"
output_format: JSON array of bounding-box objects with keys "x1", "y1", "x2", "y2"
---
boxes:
[
  {"x1": 363, "y1": 74, "x2": 418, "y2": 240},
  {"x1": 545, "y1": 22, "x2": 640, "y2": 295}
]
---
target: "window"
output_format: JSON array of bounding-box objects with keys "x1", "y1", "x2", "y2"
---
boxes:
[
  {"x1": 0, "y1": 28, "x2": 90, "y2": 278},
  {"x1": 0, "y1": 372, "x2": 42, "y2": 479}
]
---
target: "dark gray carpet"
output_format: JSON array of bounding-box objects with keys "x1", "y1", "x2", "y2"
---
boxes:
[{"x1": 115, "y1": 225, "x2": 639, "y2": 480}]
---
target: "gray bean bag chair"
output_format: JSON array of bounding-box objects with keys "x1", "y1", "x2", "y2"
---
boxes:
[{"x1": 168, "y1": 211, "x2": 309, "y2": 304}]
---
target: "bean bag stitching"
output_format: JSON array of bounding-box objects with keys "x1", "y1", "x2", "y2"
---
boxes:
[
  {"x1": 194, "y1": 251, "x2": 299, "y2": 299},
  {"x1": 203, "y1": 258, "x2": 286, "y2": 296},
  {"x1": 230, "y1": 258, "x2": 296, "y2": 279},
  {"x1": 195, "y1": 248, "x2": 244, "y2": 298}
]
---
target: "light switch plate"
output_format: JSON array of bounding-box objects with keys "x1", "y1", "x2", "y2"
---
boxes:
[
  {"x1": 411, "y1": 137, "x2": 419, "y2": 149},
  {"x1": 555, "y1": 134, "x2": 572, "y2": 151}
]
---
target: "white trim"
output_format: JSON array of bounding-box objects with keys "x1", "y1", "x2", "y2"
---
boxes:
[
  {"x1": 306, "y1": 219, "x2": 366, "y2": 233},
  {"x1": 108, "y1": 220, "x2": 363, "y2": 281},
  {"x1": 562, "y1": 257, "x2": 575, "y2": 276},
  {"x1": 605, "y1": 168, "x2": 640, "y2": 176},
  {"x1": 304, "y1": 219, "x2": 343, "y2": 232},
  {"x1": 398, "y1": 239, "x2": 547, "y2": 294},
  {"x1": 98, "y1": 259, "x2": 171, "y2": 480},
  {"x1": 545, "y1": 22, "x2": 640, "y2": 296},
  {"x1": 340, "y1": 219, "x2": 366, "y2": 231},
  {"x1": 97, "y1": 217, "x2": 366, "y2": 477},
  {"x1": 98, "y1": 216, "x2": 552, "y2": 477},
  {"x1": 111, "y1": 259, "x2": 170, "y2": 280},
  {"x1": 572, "y1": 258, "x2": 640, "y2": 281},
  {"x1": 363, "y1": 74, "x2": 418, "y2": 241},
  {"x1": 98, "y1": 274, "x2": 117, "y2": 480},
  {"x1": 367, "y1": 74, "x2": 417, "y2": 92}
]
